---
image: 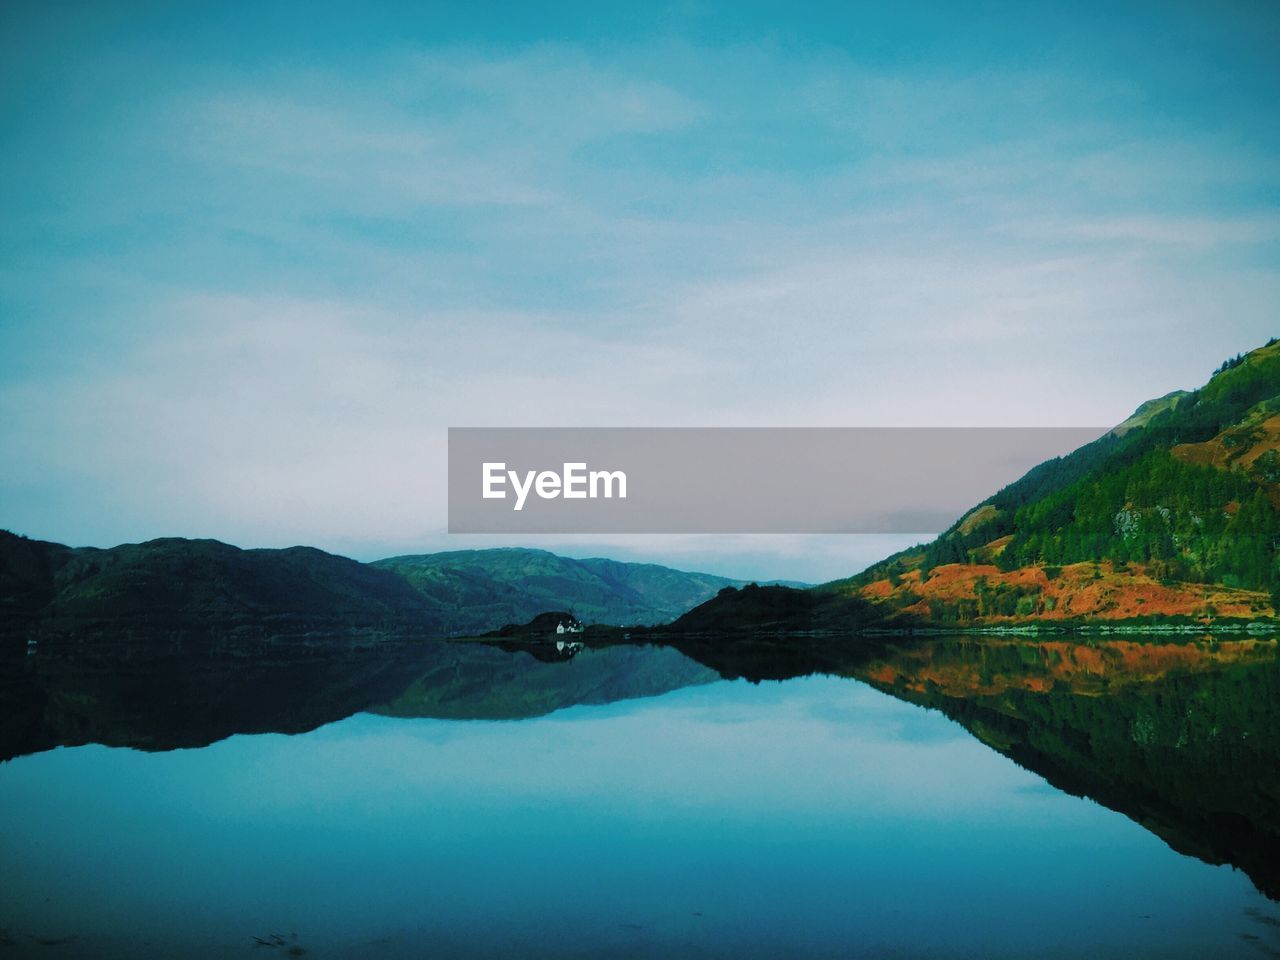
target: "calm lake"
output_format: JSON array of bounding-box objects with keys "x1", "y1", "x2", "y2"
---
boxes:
[{"x1": 1, "y1": 637, "x2": 1277, "y2": 958}]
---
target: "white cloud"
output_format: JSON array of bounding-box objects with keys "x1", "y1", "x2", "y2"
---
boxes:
[{"x1": 4, "y1": 39, "x2": 1279, "y2": 577}]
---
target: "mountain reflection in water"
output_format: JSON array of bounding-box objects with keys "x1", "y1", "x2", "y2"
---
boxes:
[{"x1": 2, "y1": 630, "x2": 1277, "y2": 929}]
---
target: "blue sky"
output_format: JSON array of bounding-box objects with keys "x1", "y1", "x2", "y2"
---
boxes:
[{"x1": 2, "y1": 1, "x2": 1279, "y2": 580}]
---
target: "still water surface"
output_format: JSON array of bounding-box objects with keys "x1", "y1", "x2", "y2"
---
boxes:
[{"x1": 1, "y1": 649, "x2": 1277, "y2": 958}]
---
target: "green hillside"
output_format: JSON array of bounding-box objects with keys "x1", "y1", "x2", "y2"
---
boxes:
[
  {"x1": 0, "y1": 533, "x2": 751, "y2": 638},
  {"x1": 373, "y1": 548, "x2": 747, "y2": 634},
  {"x1": 838, "y1": 337, "x2": 1280, "y2": 624}
]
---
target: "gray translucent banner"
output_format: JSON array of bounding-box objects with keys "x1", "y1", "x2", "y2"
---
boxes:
[{"x1": 448, "y1": 427, "x2": 1107, "y2": 534}]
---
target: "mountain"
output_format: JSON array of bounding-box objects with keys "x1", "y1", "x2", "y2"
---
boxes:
[
  {"x1": 7, "y1": 339, "x2": 1274, "y2": 637},
  {"x1": 0, "y1": 533, "x2": 437, "y2": 635},
  {"x1": 372, "y1": 548, "x2": 750, "y2": 635},
  {"x1": 661, "y1": 582, "x2": 885, "y2": 635},
  {"x1": 0, "y1": 533, "x2": 752, "y2": 638},
  {"x1": 651, "y1": 337, "x2": 1280, "y2": 634},
  {"x1": 833, "y1": 337, "x2": 1280, "y2": 626}
]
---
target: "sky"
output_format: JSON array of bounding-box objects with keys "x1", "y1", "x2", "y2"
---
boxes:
[{"x1": 2, "y1": 1, "x2": 1279, "y2": 582}]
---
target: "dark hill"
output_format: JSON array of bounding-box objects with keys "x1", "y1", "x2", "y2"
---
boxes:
[
  {"x1": 0, "y1": 532, "x2": 437, "y2": 634},
  {"x1": 0, "y1": 534, "x2": 760, "y2": 638},
  {"x1": 372, "y1": 548, "x2": 749, "y2": 634}
]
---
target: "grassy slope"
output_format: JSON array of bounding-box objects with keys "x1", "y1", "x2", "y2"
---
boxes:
[{"x1": 835, "y1": 338, "x2": 1280, "y2": 625}]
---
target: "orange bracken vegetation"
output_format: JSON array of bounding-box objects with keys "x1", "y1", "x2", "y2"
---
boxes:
[
  {"x1": 1172, "y1": 412, "x2": 1280, "y2": 473},
  {"x1": 850, "y1": 559, "x2": 1270, "y2": 621}
]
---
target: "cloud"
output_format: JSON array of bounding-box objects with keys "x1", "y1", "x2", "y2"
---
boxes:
[
  {"x1": 170, "y1": 46, "x2": 704, "y2": 216},
  {"x1": 187, "y1": 93, "x2": 556, "y2": 208},
  {"x1": 1018, "y1": 214, "x2": 1280, "y2": 248},
  {"x1": 3, "y1": 33, "x2": 1279, "y2": 575}
]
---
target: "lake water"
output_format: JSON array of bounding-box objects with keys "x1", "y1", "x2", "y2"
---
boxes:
[{"x1": 1, "y1": 639, "x2": 1277, "y2": 958}]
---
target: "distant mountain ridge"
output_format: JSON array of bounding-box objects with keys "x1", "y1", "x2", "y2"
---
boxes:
[
  {"x1": 372, "y1": 548, "x2": 757, "y2": 634},
  {"x1": 0, "y1": 534, "x2": 758, "y2": 637},
  {"x1": 8, "y1": 340, "x2": 1276, "y2": 637}
]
